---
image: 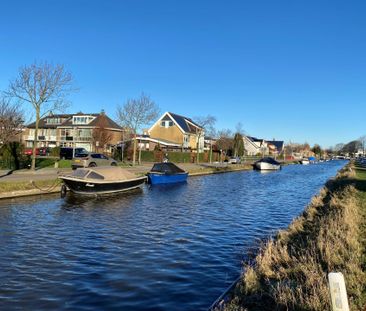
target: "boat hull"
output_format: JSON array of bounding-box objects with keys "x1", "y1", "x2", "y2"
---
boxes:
[
  {"x1": 255, "y1": 162, "x2": 281, "y2": 170},
  {"x1": 301, "y1": 160, "x2": 310, "y2": 165},
  {"x1": 147, "y1": 172, "x2": 188, "y2": 185},
  {"x1": 60, "y1": 177, "x2": 146, "y2": 195}
]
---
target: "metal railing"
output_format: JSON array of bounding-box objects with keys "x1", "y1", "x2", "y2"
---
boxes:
[{"x1": 60, "y1": 136, "x2": 92, "y2": 142}]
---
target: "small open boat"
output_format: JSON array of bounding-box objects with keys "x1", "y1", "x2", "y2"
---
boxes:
[
  {"x1": 59, "y1": 167, "x2": 146, "y2": 195},
  {"x1": 147, "y1": 162, "x2": 188, "y2": 185},
  {"x1": 254, "y1": 157, "x2": 281, "y2": 170}
]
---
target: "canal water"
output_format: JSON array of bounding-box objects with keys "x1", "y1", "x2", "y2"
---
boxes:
[{"x1": 0, "y1": 161, "x2": 345, "y2": 310}]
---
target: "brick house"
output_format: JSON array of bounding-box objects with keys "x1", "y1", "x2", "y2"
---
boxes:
[{"x1": 23, "y1": 111, "x2": 123, "y2": 153}]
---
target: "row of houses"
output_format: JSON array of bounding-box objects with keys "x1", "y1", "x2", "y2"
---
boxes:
[{"x1": 21, "y1": 111, "x2": 285, "y2": 156}]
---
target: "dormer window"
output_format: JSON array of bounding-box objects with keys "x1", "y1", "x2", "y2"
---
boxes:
[
  {"x1": 46, "y1": 117, "x2": 61, "y2": 124},
  {"x1": 73, "y1": 116, "x2": 94, "y2": 125}
]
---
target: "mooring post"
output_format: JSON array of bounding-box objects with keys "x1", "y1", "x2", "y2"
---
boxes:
[{"x1": 328, "y1": 272, "x2": 350, "y2": 311}]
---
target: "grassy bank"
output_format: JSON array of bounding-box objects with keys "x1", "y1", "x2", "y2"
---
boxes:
[
  {"x1": 222, "y1": 165, "x2": 366, "y2": 311},
  {"x1": 0, "y1": 179, "x2": 61, "y2": 193},
  {"x1": 188, "y1": 164, "x2": 253, "y2": 176}
]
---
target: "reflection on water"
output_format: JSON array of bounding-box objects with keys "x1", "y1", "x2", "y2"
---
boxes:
[{"x1": 0, "y1": 161, "x2": 346, "y2": 310}]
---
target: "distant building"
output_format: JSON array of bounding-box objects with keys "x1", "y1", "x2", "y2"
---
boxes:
[
  {"x1": 23, "y1": 111, "x2": 123, "y2": 153},
  {"x1": 243, "y1": 135, "x2": 284, "y2": 156},
  {"x1": 267, "y1": 140, "x2": 284, "y2": 155}
]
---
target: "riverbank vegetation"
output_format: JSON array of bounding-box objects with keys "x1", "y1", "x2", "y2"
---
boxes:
[
  {"x1": 0, "y1": 179, "x2": 61, "y2": 193},
  {"x1": 222, "y1": 165, "x2": 366, "y2": 311}
]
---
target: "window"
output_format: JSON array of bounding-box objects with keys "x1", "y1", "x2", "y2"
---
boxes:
[
  {"x1": 160, "y1": 120, "x2": 173, "y2": 128},
  {"x1": 46, "y1": 118, "x2": 61, "y2": 124},
  {"x1": 73, "y1": 116, "x2": 94, "y2": 125},
  {"x1": 91, "y1": 154, "x2": 101, "y2": 159},
  {"x1": 61, "y1": 129, "x2": 71, "y2": 136}
]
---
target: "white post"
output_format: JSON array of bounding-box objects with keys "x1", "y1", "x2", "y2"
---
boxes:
[{"x1": 328, "y1": 272, "x2": 350, "y2": 311}]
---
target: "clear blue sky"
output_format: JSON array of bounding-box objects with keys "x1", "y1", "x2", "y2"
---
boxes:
[{"x1": 1, "y1": 0, "x2": 365, "y2": 148}]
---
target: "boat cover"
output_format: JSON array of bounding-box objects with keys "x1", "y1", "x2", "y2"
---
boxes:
[
  {"x1": 256, "y1": 157, "x2": 281, "y2": 165},
  {"x1": 70, "y1": 167, "x2": 137, "y2": 181},
  {"x1": 150, "y1": 162, "x2": 186, "y2": 174}
]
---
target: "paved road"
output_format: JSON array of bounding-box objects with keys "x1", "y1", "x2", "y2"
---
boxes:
[{"x1": 0, "y1": 162, "x2": 248, "y2": 183}]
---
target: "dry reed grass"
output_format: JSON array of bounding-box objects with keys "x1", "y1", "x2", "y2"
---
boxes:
[{"x1": 224, "y1": 167, "x2": 366, "y2": 311}]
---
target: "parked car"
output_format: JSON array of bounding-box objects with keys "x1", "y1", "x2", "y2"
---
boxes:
[
  {"x1": 72, "y1": 153, "x2": 118, "y2": 170},
  {"x1": 23, "y1": 148, "x2": 47, "y2": 156},
  {"x1": 228, "y1": 157, "x2": 241, "y2": 164},
  {"x1": 60, "y1": 147, "x2": 88, "y2": 160}
]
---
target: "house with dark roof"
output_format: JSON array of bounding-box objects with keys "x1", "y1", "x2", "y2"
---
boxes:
[
  {"x1": 23, "y1": 111, "x2": 123, "y2": 153},
  {"x1": 147, "y1": 112, "x2": 204, "y2": 152},
  {"x1": 266, "y1": 140, "x2": 284, "y2": 155},
  {"x1": 243, "y1": 135, "x2": 284, "y2": 156}
]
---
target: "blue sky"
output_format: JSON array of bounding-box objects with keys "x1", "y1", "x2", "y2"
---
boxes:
[{"x1": 1, "y1": 0, "x2": 365, "y2": 148}]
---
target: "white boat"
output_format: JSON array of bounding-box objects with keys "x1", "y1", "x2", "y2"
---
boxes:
[
  {"x1": 254, "y1": 157, "x2": 281, "y2": 170},
  {"x1": 300, "y1": 159, "x2": 310, "y2": 165}
]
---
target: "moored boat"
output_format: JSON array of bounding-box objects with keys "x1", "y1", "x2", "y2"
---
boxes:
[
  {"x1": 300, "y1": 158, "x2": 310, "y2": 165},
  {"x1": 59, "y1": 167, "x2": 146, "y2": 195},
  {"x1": 254, "y1": 157, "x2": 281, "y2": 170},
  {"x1": 147, "y1": 162, "x2": 188, "y2": 185}
]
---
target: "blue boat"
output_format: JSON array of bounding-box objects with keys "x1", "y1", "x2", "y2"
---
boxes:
[{"x1": 147, "y1": 162, "x2": 188, "y2": 185}]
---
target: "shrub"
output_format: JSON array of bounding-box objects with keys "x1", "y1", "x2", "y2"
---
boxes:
[{"x1": 50, "y1": 146, "x2": 60, "y2": 157}]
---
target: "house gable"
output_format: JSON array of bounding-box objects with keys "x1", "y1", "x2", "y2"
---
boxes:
[{"x1": 148, "y1": 112, "x2": 185, "y2": 145}]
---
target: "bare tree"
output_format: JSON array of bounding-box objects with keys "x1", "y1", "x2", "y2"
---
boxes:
[
  {"x1": 193, "y1": 115, "x2": 216, "y2": 163},
  {"x1": 5, "y1": 62, "x2": 75, "y2": 170},
  {"x1": 0, "y1": 96, "x2": 24, "y2": 146},
  {"x1": 358, "y1": 135, "x2": 366, "y2": 156},
  {"x1": 116, "y1": 93, "x2": 159, "y2": 166},
  {"x1": 235, "y1": 122, "x2": 245, "y2": 135},
  {"x1": 92, "y1": 112, "x2": 113, "y2": 153},
  {"x1": 216, "y1": 129, "x2": 233, "y2": 161}
]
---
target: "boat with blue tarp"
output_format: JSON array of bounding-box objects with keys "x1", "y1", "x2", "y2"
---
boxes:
[{"x1": 147, "y1": 162, "x2": 188, "y2": 185}]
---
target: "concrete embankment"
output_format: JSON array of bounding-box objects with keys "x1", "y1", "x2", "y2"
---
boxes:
[
  {"x1": 0, "y1": 163, "x2": 254, "y2": 199},
  {"x1": 214, "y1": 164, "x2": 366, "y2": 311}
]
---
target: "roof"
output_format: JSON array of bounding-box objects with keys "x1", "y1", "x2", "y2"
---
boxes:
[
  {"x1": 27, "y1": 114, "x2": 71, "y2": 129},
  {"x1": 27, "y1": 112, "x2": 122, "y2": 130},
  {"x1": 247, "y1": 136, "x2": 263, "y2": 143},
  {"x1": 168, "y1": 112, "x2": 202, "y2": 134},
  {"x1": 88, "y1": 114, "x2": 122, "y2": 130},
  {"x1": 267, "y1": 140, "x2": 284, "y2": 151},
  {"x1": 131, "y1": 136, "x2": 182, "y2": 147}
]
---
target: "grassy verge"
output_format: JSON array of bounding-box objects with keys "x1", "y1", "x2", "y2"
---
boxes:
[
  {"x1": 222, "y1": 165, "x2": 366, "y2": 311},
  {"x1": 188, "y1": 164, "x2": 253, "y2": 176},
  {"x1": 0, "y1": 179, "x2": 61, "y2": 193}
]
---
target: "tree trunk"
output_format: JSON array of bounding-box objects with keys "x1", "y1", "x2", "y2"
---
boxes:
[
  {"x1": 132, "y1": 133, "x2": 137, "y2": 166},
  {"x1": 138, "y1": 146, "x2": 142, "y2": 165},
  {"x1": 32, "y1": 107, "x2": 40, "y2": 170},
  {"x1": 10, "y1": 142, "x2": 20, "y2": 170},
  {"x1": 209, "y1": 143, "x2": 213, "y2": 164},
  {"x1": 196, "y1": 134, "x2": 200, "y2": 164}
]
